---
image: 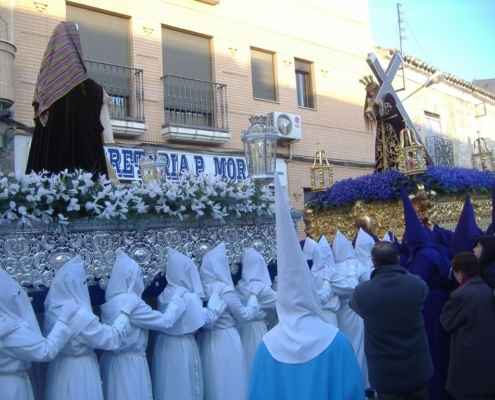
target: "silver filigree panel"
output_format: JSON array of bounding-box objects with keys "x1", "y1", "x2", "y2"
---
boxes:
[{"x1": 0, "y1": 220, "x2": 276, "y2": 290}]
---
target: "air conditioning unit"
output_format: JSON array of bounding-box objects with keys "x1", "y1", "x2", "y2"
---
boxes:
[{"x1": 267, "y1": 112, "x2": 302, "y2": 145}]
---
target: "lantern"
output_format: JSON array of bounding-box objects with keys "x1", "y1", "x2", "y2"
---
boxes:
[
  {"x1": 310, "y1": 144, "x2": 333, "y2": 191},
  {"x1": 241, "y1": 115, "x2": 278, "y2": 186},
  {"x1": 471, "y1": 136, "x2": 494, "y2": 171},
  {"x1": 397, "y1": 125, "x2": 427, "y2": 175}
]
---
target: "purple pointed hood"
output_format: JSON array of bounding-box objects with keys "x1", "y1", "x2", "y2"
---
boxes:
[
  {"x1": 487, "y1": 186, "x2": 494, "y2": 235},
  {"x1": 449, "y1": 193, "x2": 482, "y2": 257},
  {"x1": 401, "y1": 185, "x2": 451, "y2": 278},
  {"x1": 401, "y1": 185, "x2": 430, "y2": 252}
]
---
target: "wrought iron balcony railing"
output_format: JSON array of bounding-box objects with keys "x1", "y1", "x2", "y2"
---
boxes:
[
  {"x1": 161, "y1": 75, "x2": 228, "y2": 131},
  {"x1": 84, "y1": 60, "x2": 145, "y2": 122}
]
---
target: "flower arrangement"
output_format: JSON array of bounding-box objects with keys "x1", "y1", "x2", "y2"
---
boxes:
[
  {"x1": 306, "y1": 166, "x2": 495, "y2": 213},
  {"x1": 0, "y1": 169, "x2": 275, "y2": 233}
]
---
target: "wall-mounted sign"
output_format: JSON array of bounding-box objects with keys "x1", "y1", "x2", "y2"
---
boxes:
[{"x1": 104, "y1": 147, "x2": 287, "y2": 186}]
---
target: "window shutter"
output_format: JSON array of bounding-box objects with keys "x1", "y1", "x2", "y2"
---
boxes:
[
  {"x1": 162, "y1": 28, "x2": 212, "y2": 81},
  {"x1": 66, "y1": 6, "x2": 129, "y2": 66},
  {"x1": 251, "y1": 49, "x2": 276, "y2": 101}
]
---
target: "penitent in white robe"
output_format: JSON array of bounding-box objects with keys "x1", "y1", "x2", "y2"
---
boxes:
[
  {"x1": 236, "y1": 286, "x2": 276, "y2": 378},
  {"x1": 100, "y1": 296, "x2": 185, "y2": 400},
  {"x1": 197, "y1": 290, "x2": 259, "y2": 400},
  {"x1": 44, "y1": 314, "x2": 130, "y2": 400},
  {"x1": 0, "y1": 321, "x2": 74, "y2": 400}
]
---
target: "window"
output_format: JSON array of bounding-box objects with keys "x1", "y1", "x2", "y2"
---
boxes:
[
  {"x1": 66, "y1": 6, "x2": 129, "y2": 66},
  {"x1": 162, "y1": 28, "x2": 215, "y2": 127},
  {"x1": 162, "y1": 28, "x2": 212, "y2": 81},
  {"x1": 251, "y1": 49, "x2": 276, "y2": 101},
  {"x1": 66, "y1": 6, "x2": 139, "y2": 120},
  {"x1": 295, "y1": 60, "x2": 314, "y2": 108},
  {"x1": 424, "y1": 111, "x2": 442, "y2": 137}
]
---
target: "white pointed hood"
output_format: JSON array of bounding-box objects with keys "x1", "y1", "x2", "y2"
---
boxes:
[
  {"x1": 165, "y1": 248, "x2": 204, "y2": 297},
  {"x1": 302, "y1": 237, "x2": 318, "y2": 260},
  {"x1": 311, "y1": 235, "x2": 335, "y2": 288},
  {"x1": 0, "y1": 268, "x2": 43, "y2": 347},
  {"x1": 354, "y1": 228, "x2": 375, "y2": 269},
  {"x1": 332, "y1": 230, "x2": 356, "y2": 278},
  {"x1": 236, "y1": 247, "x2": 272, "y2": 304},
  {"x1": 157, "y1": 248, "x2": 206, "y2": 335},
  {"x1": 200, "y1": 242, "x2": 234, "y2": 298},
  {"x1": 105, "y1": 249, "x2": 145, "y2": 301},
  {"x1": 101, "y1": 250, "x2": 146, "y2": 323},
  {"x1": 263, "y1": 175, "x2": 338, "y2": 364},
  {"x1": 44, "y1": 256, "x2": 96, "y2": 336},
  {"x1": 332, "y1": 230, "x2": 355, "y2": 264}
]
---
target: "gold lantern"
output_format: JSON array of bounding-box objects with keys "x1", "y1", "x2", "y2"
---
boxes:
[
  {"x1": 471, "y1": 136, "x2": 495, "y2": 171},
  {"x1": 397, "y1": 124, "x2": 427, "y2": 175},
  {"x1": 310, "y1": 144, "x2": 333, "y2": 191}
]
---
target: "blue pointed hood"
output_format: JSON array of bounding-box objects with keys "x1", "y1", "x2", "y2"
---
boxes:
[{"x1": 449, "y1": 193, "x2": 482, "y2": 258}]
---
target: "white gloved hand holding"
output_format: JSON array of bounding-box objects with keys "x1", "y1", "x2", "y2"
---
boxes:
[
  {"x1": 0, "y1": 317, "x2": 20, "y2": 338},
  {"x1": 58, "y1": 302, "x2": 81, "y2": 325},
  {"x1": 120, "y1": 293, "x2": 142, "y2": 316},
  {"x1": 318, "y1": 280, "x2": 332, "y2": 304},
  {"x1": 207, "y1": 292, "x2": 227, "y2": 315},
  {"x1": 248, "y1": 280, "x2": 265, "y2": 296}
]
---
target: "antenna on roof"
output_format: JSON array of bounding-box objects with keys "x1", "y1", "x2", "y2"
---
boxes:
[{"x1": 397, "y1": 3, "x2": 406, "y2": 92}]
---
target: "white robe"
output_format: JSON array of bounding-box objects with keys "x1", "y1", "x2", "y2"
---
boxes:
[
  {"x1": 44, "y1": 313, "x2": 129, "y2": 400},
  {"x1": 197, "y1": 290, "x2": 259, "y2": 400},
  {"x1": 152, "y1": 292, "x2": 224, "y2": 400},
  {"x1": 0, "y1": 321, "x2": 73, "y2": 400},
  {"x1": 100, "y1": 296, "x2": 185, "y2": 400},
  {"x1": 335, "y1": 258, "x2": 369, "y2": 390},
  {"x1": 235, "y1": 285, "x2": 277, "y2": 377}
]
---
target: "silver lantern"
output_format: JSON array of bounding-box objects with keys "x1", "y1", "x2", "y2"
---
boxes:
[{"x1": 241, "y1": 115, "x2": 278, "y2": 186}]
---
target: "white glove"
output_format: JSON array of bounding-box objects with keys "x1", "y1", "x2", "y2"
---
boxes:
[
  {"x1": 120, "y1": 293, "x2": 142, "y2": 316},
  {"x1": 58, "y1": 302, "x2": 81, "y2": 325},
  {"x1": 172, "y1": 284, "x2": 188, "y2": 298},
  {"x1": 347, "y1": 263, "x2": 358, "y2": 277},
  {"x1": 356, "y1": 263, "x2": 369, "y2": 279},
  {"x1": 323, "y1": 267, "x2": 338, "y2": 282},
  {"x1": 248, "y1": 280, "x2": 265, "y2": 296},
  {"x1": 212, "y1": 281, "x2": 228, "y2": 294},
  {"x1": 0, "y1": 318, "x2": 20, "y2": 338},
  {"x1": 207, "y1": 292, "x2": 227, "y2": 315},
  {"x1": 318, "y1": 280, "x2": 332, "y2": 305}
]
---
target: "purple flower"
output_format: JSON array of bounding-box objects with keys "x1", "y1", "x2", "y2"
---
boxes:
[{"x1": 306, "y1": 167, "x2": 495, "y2": 212}]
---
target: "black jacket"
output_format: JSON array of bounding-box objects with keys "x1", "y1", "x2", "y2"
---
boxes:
[
  {"x1": 481, "y1": 261, "x2": 495, "y2": 291},
  {"x1": 440, "y1": 277, "x2": 495, "y2": 396},
  {"x1": 349, "y1": 265, "x2": 433, "y2": 392}
]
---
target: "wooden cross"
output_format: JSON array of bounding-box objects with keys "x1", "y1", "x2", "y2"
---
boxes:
[{"x1": 365, "y1": 51, "x2": 433, "y2": 165}]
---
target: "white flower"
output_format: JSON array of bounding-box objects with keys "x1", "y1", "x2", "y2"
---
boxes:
[{"x1": 67, "y1": 198, "x2": 80, "y2": 211}]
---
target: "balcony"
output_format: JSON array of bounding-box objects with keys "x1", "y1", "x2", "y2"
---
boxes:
[
  {"x1": 160, "y1": 75, "x2": 230, "y2": 144},
  {"x1": 84, "y1": 60, "x2": 147, "y2": 137}
]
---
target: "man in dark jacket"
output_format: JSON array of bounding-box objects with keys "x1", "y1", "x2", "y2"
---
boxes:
[{"x1": 350, "y1": 241, "x2": 433, "y2": 400}]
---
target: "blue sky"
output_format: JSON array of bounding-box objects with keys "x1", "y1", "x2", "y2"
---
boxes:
[{"x1": 368, "y1": 0, "x2": 495, "y2": 82}]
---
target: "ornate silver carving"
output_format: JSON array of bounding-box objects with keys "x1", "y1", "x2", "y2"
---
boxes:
[{"x1": 0, "y1": 218, "x2": 276, "y2": 291}]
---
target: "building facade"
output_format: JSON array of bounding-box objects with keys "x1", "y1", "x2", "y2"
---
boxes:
[{"x1": 0, "y1": 0, "x2": 494, "y2": 237}]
